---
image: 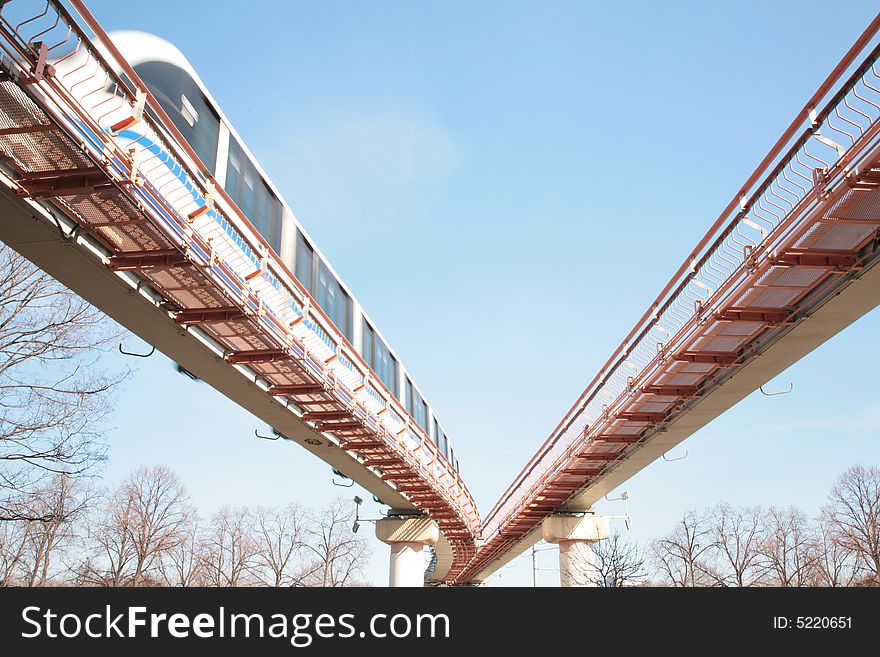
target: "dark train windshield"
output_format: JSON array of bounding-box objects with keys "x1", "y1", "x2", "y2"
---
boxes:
[{"x1": 133, "y1": 60, "x2": 220, "y2": 172}]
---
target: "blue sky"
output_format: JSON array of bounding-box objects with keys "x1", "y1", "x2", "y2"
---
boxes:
[{"x1": 84, "y1": 0, "x2": 880, "y2": 585}]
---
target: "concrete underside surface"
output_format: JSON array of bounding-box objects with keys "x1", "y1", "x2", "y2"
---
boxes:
[
  {"x1": 469, "y1": 252, "x2": 880, "y2": 582},
  {"x1": 0, "y1": 181, "x2": 468, "y2": 580}
]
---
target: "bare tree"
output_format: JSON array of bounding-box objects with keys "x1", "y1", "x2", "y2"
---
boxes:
[
  {"x1": 812, "y1": 515, "x2": 858, "y2": 587},
  {"x1": 22, "y1": 475, "x2": 93, "y2": 586},
  {"x1": 576, "y1": 530, "x2": 645, "y2": 587},
  {"x1": 76, "y1": 487, "x2": 136, "y2": 586},
  {"x1": 250, "y1": 504, "x2": 310, "y2": 587},
  {"x1": 122, "y1": 466, "x2": 193, "y2": 586},
  {"x1": 650, "y1": 509, "x2": 716, "y2": 586},
  {"x1": 201, "y1": 506, "x2": 256, "y2": 587},
  {"x1": 759, "y1": 506, "x2": 817, "y2": 587},
  {"x1": 824, "y1": 465, "x2": 880, "y2": 585},
  {"x1": 301, "y1": 498, "x2": 369, "y2": 587},
  {"x1": 0, "y1": 245, "x2": 124, "y2": 518},
  {"x1": 705, "y1": 503, "x2": 765, "y2": 587},
  {"x1": 76, "y1": 466, "x2": 193, "y2": 586},
  {"x1": 0, "y1": 474, "x2": 93, "y2": 586},
  {"x1": 0, "y1": 515, "x2": 29, "y2": 585},
  {"x1": 158, "y1": 517, "x2": 205, "y2": 587}
]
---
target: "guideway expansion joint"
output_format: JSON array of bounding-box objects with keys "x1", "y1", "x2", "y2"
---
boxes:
[
  {"x1": 375, "y1": 514, "x2": 440, "y2": 588},
  {"x1": 542, "y1": 512, "x2": 610, "y2": 587}
]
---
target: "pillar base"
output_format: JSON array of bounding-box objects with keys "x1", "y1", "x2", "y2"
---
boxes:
[
  {"x1": 542, "y1": 513, "x2": 610, "y2": 587},
  {"x1": 375, "y1": 515, "x2": 439, "y2": 587}
]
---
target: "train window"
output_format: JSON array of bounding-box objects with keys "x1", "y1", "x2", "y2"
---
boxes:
[
  {"x1": 374, "y1": 343, "x2": 398, "y2": 397},
  {"x1": 295, "y1": 231, "x2": 314, "y2": 292},
  {"x1": 316, "y1": 259, "x2": 352, "y2": 340},
  {"x1": 361, "y1": 320, "x2": 374, "y2": 366},
  {"x1": 226, "y1": 138, "x2": 283, "y2": 253},
  {"x1": 362, "y1": 319, "x2": 399, "y2": 396},
  {"x1": 405, "y1": 377, "x2": 428, "y2": 432},
  {"x1": 132, "y1": 61, "x2": 220, "y2": 172},
  {"x1": 438, "y1": 429, "x2": 448, "y2": 459},
  {"x1": 405, "y1": 378, "x2": 414, "y2": 417},
  {"x1": 448, "y1": 448, "x2": 459, "y2": 473}
]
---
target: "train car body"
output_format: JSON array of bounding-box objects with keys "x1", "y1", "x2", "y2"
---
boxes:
[{"x1": 50, "y1": 29, "x2": 460, "y2": 474}]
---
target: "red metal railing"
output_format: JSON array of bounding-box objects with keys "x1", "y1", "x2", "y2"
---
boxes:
[
  {"x1": 460, "y1": 12, "x2": 880, "y2": 581},
  {"x1": 0, "y1": 0, "x2": 479, "y2": 577}
]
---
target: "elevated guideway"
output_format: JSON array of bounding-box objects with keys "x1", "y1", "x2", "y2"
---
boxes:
[
  {"x1": 2, "y1": 0, "x2": 879, "y2": 589},
  {"x1": 0, "y1": 0, "x2": 478, "y2": 583},
  {"x1": 459, "y1": 14, "x2": 880, "y2": 584}
]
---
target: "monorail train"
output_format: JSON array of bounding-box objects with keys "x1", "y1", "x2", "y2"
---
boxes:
[{"x1": 67, "y1": 30, "x2": 461, "y2": 473}]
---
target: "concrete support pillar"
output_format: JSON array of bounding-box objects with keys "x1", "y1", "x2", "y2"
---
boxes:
[
  {"x1": 375, "y1": 515, "x2": 440, "y2": 587},
  {"x1": 542, "y1": 512, "x2": 610, "y2": 587}
]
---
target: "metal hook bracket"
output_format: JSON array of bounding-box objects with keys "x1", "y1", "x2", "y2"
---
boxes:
[
  {"x1": 663, "y1": 450, "x2": 688, "y2": 462},
  {"x1": 760, "y1": 382, "x2": 794, "y2": 397},
  {"x1": 332, "y1": 468, "x2": 353, "y2": 488},
  {"x1": 254, "y1": 428, "x2": 279, "y2": 441},
  {"x1": 175, "y1": 364, "x2": 200, "y2": 381},
  {"x1": 118, "y1": 342, "x2": 155, "y2": 358}
]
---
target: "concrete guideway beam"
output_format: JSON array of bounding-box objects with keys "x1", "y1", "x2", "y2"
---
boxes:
[
  {"x1": 376, "y1": 515, "x2": 440, "y2": 587},
  {"x1": 542, "y1": 513, "x2": 610, "y2": 587}
]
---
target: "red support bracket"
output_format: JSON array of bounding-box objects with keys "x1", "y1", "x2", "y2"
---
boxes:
[
  {"x1": 561, "y1": 467, "x2": 604, "y2": 477},
  {"x1": 0, "y1": 124, "x2": 54, "y2": 136},
  {"x1": 187, "y1": 205, "x2": 210, "y2": 222},
  {"x1": 317, "y1": 421, "x2": 364, "y2": 432},
  {"x1": 536, "y1": 494, "x2": 573, "y2": 502},
  {"x1": 110, "y1": 115, "x2": 139, "y2": 133},
  {"x1": 615, "y1": 411, "x2": 667, "y2": 423},
  {"x1": 17, "y1": 167, "x2": 113, "y2": 198},
  {"x1": 674, "y1": 350, "x2": 738, "y2": 365},
  {"x1": 110, "y1": 88, "x2": 146, "y2": 133},
  {"x1": 592, "y1": 434, "x2": 640, "y2": 444},
  {"x1": 544, "y1": 482, "x2": 578, "y2": 492},
  {"x1": 340, "y1": 442, "x2": 385, "y2": 451},
  {"x1": 175, "y1": 307, "x2": 245, "y2": 325},
  {"x1": 845, "y1": 166, "x2": 880, "y2": 190},
  {"x1": 224, "y1": 349, "x2": 289, "y2": 364},
  {"x1": 303, "y1": 410, "x2": 351, "y2": 421},
  {"x1": 527, "y1": 504, "x2": 560, "y2": 512},
  {"x1": 773, "y1": 249, "x2": 860, "y2": 270},
  {"x1": 575, "y1": 452, "x2": 620, "y2": 461},
  {"x1": 107, "y1": 250, "x2": 189, "y2": 272},
  {"x1": 269, "y1": 384, "x2": 328, "y2": 396},
  {"x1": 716, "y1": 307, "x2": 791, "y2": 324},
  {"x1": 396, "y1": 485, "x2": 431, "y2": 493},
  {"x1": 362, "y1": 457, "x2": 401, "y2": 467},
  {"x1": 642, "y1": 384, "x2": 699, "y2": 396}
]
